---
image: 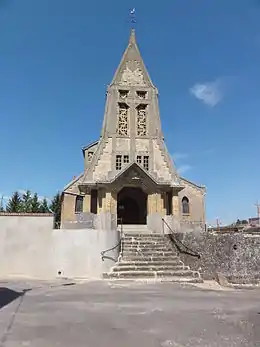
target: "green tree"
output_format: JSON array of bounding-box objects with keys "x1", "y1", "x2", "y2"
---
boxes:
[
  {"x1": 31, "y1": 193, "x2": 40, "y2": 213},
  {"x1": 241, "y1": 220, "x2": 248, "y2": 225},
  {"x1": 6, "y1": 191, "x2": 22, "y2": 212},
  {"x1": 39, "y1": 198, "x2": 50, "y2": 213},
  {"x1": 21, "y1": 190, "x2": 32, "y2": 212},
  {"x1": 50, "y1": 192, "x2": 62, "y2": 228}
]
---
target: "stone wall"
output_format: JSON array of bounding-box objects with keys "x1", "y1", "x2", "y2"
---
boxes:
[
  {"x1": 176, "y1": 231, "x2": 260, "y2": 284},
  {"x1": 0, "y1": 214, "x2": 119, "y2": 280}
]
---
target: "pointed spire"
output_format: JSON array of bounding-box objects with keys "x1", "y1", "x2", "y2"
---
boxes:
[
  {"x1": 129, "y1": 28, "x2": 136, "y2": 45},
  {"x1": 110, "y1": 29, "x2": 154, "y2": 87}
]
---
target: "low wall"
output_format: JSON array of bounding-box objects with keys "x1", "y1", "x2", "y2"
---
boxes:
[
  {"x1": 176, "y1": 231, "x2": 260, "y2": 284},
  {"x1": 147, "y1": 214, "x2": 205, "y2": 234},
  {"x1": 61, "y1": 212, "x2": 117, "y2": 230},
  {"x1": 0, "y1": 214, "x2": 119, "y2": 280}
]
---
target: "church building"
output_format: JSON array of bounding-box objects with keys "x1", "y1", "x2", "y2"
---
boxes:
[{"x1": 61, "y1": 29, "x2": 206, "y2": 231}]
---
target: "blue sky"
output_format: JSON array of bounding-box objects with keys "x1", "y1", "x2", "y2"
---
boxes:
[{"x1": 0, "y1": 0, "x2": 260, "y2": 224}]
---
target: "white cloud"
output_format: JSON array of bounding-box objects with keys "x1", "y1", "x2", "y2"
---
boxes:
[
  {"x1": 177, "y1": 165, "x2": 192, "y2": 175},
  {"x1": 190, "y1": 79, "x2": 223, "y2": 107},
  {"x1": 18, "y1": 189, "x2": 51, "y2": 203}
]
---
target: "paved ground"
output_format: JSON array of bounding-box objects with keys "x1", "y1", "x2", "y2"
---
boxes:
[{"x1": 0, "y1": 279, "x2": 260, "y2": 346}]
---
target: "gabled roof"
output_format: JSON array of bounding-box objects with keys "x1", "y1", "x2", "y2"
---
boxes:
[
  {"x1": 111, "y1": 162, "x2": 159, "y2": 185},
  {"x1": 63, "y1": 172, "x2": 84, "y2": 192},
  {"x1": 179, "y1": 176, "x2": 206, "y2": 191},
  {"x1": 110, "y1": 29, "x2": 155, "y2": 88},
  {"x1": 81, "y1": 140, "x2": 99, "y2": 157}
]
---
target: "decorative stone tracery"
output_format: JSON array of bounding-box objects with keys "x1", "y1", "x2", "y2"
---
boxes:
[
  {"x1": 117, "y1": 103, "x2": 129, "y2": 136},
  {"x1": 119, "y1": 60, "x2": 146, "y2": 86},
  {"x1": 136, "y1": 105, "x2": 147, "y2": 136}
]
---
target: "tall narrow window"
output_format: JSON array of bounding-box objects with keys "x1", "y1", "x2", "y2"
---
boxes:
[
  {"x1": 116, "y1": 155, "x2": 122, "y2": 170},
  {"x1": 117, "y1": 103, "x2": 129, "y2": 136},
  {"x1": 143, "y1": 156, "x2": 149, "y2": 171},
  {"x1": 166, "y1": 191, "x2": 173, "y2": 215},
  {"x1": 182, "y1": 197, "x2": 190, "y2": 214},
  {"x1": 90, "y1": 190, "x2": 97, "y2": 214},
  {"x1": 75, "y1": 195, "x2": 83, "y2": 213},
  {"x1": 136, "y1": 104, "x2": 147, "y2": 136}
]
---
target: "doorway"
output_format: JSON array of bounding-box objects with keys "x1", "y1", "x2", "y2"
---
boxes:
[{"x1": 117, "y1": 187, "x2": 147, "y2": 225}]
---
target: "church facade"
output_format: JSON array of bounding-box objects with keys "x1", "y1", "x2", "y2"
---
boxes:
[{"x1": 61, "y1": 30, "x2": 206, "y2": 230}]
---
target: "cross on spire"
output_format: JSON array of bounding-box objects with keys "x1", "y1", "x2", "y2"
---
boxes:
[{"x1": 130, "y1": 8, "x2": 136, "y2": 27}]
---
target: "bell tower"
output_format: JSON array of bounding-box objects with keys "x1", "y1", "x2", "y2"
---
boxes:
[
  {"x1": 61, "y1": 27, "x2": 206, "y2": 231},
  {"x1": 82, "y1": 29, "x2": 180, "y2": 185}
]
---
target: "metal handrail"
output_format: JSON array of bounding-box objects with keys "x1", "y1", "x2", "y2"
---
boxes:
[
  {"x1": 101, "y1": 218, "x2": 123, "y2": 262},
  {"x1": 162, "y1": 218, "x2": 201, "y2": 259}
]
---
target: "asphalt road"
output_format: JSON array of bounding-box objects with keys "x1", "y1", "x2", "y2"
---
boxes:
[{"x1": 0, "y1": 279, "x2": 259, "y2": 346}]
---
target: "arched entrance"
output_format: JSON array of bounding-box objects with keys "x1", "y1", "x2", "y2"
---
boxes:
[{"x1": 117, "y1": 187, "x2": 147, "y2": 225}]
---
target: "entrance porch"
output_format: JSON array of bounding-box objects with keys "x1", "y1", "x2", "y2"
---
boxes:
[{"x1": 79, "y1": 163, "x2": 183, "y2": 231}]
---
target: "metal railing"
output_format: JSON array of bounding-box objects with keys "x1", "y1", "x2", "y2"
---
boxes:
[
  {"x1": 162, "y1": 218, "x2": 201, "y2": 259},
  {"x1": 101, "y1": 218, "x2": 123, "y2": 262}
]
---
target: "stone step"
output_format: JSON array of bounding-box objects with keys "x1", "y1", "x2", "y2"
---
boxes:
[
  {"x1": 123, "y1": 241, "x2": 170, "y2": 246},
  {"x1": 123, "y1": 251, "x2": 177, "y2": 257},
  {"x1": 105, "y1": 269, "x2": 195, "y2": 278},
  {"x1": 123, "y1": 239, "x2": 167, "y2": 244},
  {"x1": 112, "y1": 265, "x2": 188, "y2": 272},
  {"x1": 103, "y1": 273, "x2": 202, "y2": 283},
  {"x1": 122, "y1": 255, "x2": 180, "y2": 262},
  {"x1": 122, "y1": 242, "x2": 174, "y2": 249},
  {"x1": 123, "y1": 239, "x2": 167, "y2": 243},
  {"x1": 122, "y1": 225, "x2": 150, "y2": 228},
  {"x1": 117, "y1": 260, "x2": 184, "y2": 266},
  {"x1": 123, "y1": 247, "x2": 174, "y2": 253},
  {"x1": 124, "y1": 234, "x2": 164, "y2": 239}
]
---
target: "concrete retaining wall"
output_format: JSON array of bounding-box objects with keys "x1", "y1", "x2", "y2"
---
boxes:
[
  {"x1": 0, "y1": 215, "x2": 119, "y2": 280},
  {"x1": 176, "y1": 231, "x2": 260, "y2": 284}
]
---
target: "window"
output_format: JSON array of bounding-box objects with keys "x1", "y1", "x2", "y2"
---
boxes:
[
  {"x1": 117, "y1": 103, "x2": 129, "y2": 136},
  {"x1": 90, "y1": 190, "x2": 97, "y2": 214},
  {"x1": 136, "y1": 155, "x2": 149, "y2": 170},
  {"x1": 116, "y1": 155, "x2": 122, "y2": 170},
  {"x1": 136, "y1": 155, "x2": 142, "y2": 165},
  {"x1": 166, "y1": 191, "x2": 173, "y2": 215},
  {"x1": 87, "y1": 151, "x2": 94, "y2": 162},
  {"x1": 75, "y1": 195, "x2": 83, "y2": 213},
  {"x1": 123, "y1": 155, "x2": 129, "y2": 164},
  {"x1": 143, "y1": 156, "x2": 149, "y2": 171},
  {"x1": 136, "y1": 104, "x2": 147, "y2": 136},
  {"x1": 136, "y1": 91, "x2": 147, "y2": 99},
  {"x1": 119, "y1": 90, "x2": 129, "y2": 99},
  {"x1": 182, "y1": 197, "x2": 190, "y2": 214}
]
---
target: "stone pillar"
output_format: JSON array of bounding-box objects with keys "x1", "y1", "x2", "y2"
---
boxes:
[
  {"x1": 160, "y1": 192, "x2": 166, "y2": 216},
  {"x1": 172, "y1": 194, "x2": 179, "y2": 217},
  {"x1": 83, "y1": 194, "x2": 91, "y2": 213},
  {"x1": 148, "y1": 193, "x2": 156, "y2": 214},
  {"x1": 97, "y1": 189, "x2": 106, "y2": 213},
  {"x1": 110, "y1": 191, "x2": 117, "y2": 214},
  {"x1": 148, "y1": 193, "x2": 165, "y2": 215}
]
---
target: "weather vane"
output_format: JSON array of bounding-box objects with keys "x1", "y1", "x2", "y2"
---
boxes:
[{"x1": 130, "y1": 8, "x2": 136, "y2": 26}]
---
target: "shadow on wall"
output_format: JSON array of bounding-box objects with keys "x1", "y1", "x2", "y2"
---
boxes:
[{"x1": 0, "y1": 287, "x2": 25, "y2": 310}]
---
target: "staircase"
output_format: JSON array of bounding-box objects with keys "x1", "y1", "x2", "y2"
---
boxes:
[{"x1": 104, "y1": 233, "x2": 202, "y2": 283}]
